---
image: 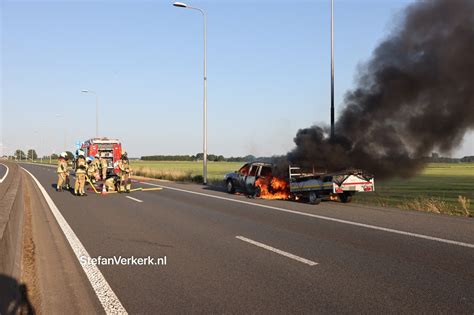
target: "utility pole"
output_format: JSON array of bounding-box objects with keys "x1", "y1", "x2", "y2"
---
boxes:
[{"x1": 330, "y1": 0, "x2": 335, "y2": 139}]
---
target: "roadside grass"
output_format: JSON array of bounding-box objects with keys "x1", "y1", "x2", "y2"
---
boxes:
[
  {"x1": 27, "y1": 159, "x2": 474, "y2": 216},
  {"x1": 130, "y1": 161, "x2": 242, "y2": 184},
  {"x1": 352, "y1": 163, "x2": 474, "y2": 217}
]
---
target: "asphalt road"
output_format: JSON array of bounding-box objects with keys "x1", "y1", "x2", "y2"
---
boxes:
[
  {"x1": 20, "y1": 163, "x2": 474, "y2": 313},
  {"x1": 0, "y1": 163, "x2": 8, "y2": 183}
]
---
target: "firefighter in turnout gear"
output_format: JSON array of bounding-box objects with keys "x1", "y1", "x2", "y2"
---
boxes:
[
  {"x1": 99, "y1": 155, "x2": 108, "y2": 180},
  {"x1": 87, "y1": 156, "x2": 100, "y2": 183},
  {"x1": 74, "y1": 151, "x2": 87, "y2": 196},
  {"x1": 118, "y1": 151, "x2": 132, "y2": 193},
  {"x1": 104, "y1": 175, "x2": 119, "y2": 192},
  {"x1": 56, "y1": 152, "x2": 70, "y2": 191},
  {"x1": 92, "y1": 154, "x2": 101, "y2": 177}
]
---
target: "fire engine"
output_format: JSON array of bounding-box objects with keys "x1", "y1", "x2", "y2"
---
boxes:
[{"x1": 80, "y1": 138, "x2": 122, "y2": 176}]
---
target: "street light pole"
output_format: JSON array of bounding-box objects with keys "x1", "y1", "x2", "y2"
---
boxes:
[
  {"x1": 82, "y1": 90, "x2": 99, "y2": 137},
  {"x1": 173, "y1": 2, "x2": 208, "y2": 185},
  {"x1": 330, "y1": 0, "x2": 335, "y2": 139}
]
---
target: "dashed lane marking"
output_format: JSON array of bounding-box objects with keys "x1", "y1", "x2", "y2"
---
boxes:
[
  {"x1": 125, "y1": 196, "x2": 143, "y2": 203},
  {"x1": 139, "y1": 181, "x2": 474, "y2": 249},
  {"x1": 236, "y1": 236, "x2": 318, "y2": 266}
]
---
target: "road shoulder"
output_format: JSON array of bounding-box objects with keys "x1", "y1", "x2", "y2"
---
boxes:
[{"x1": 21, "y1": 168, "x2": 103, "y2": 314}]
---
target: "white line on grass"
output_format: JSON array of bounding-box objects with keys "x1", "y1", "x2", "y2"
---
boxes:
[
  {"x1": 22, "y1": 167, "x2": 128, "y2": 314},
  {"x1": 0, "y1": 164, "x2": 9, "y2": 183},
  {"x1": 125, "y1": 196, "x2": 143, "y2": 203},
  {"x1": 236, "y1": 236, "x2": 318, "y2": 266},
  {"x1": 139, "y1": 181, "x2": 474, "y2": 249}
]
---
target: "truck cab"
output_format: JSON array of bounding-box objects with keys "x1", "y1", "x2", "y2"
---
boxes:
[{"x1": 224, "y1": 162, "x2": 273, "y2": 195}]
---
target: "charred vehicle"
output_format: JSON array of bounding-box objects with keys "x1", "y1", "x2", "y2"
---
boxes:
[
  {"x1": 224, "y1": 162, "x2": 274, "y2": 196},
  {"x1": 224, "y1": 162, "x2": 375, "y2": 204}
]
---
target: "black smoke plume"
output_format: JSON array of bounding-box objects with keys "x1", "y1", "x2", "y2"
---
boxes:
[{"x1": 284, "y1": 0, "x2": 474, "y2": 179}]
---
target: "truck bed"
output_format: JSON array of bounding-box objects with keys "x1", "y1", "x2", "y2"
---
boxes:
[{"x1": 289, "y1": 167, "x2": 375, "y2": 194}]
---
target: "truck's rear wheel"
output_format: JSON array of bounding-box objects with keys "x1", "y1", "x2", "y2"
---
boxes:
[
  {"x1": 308, "y1": 192, "x2": 321, "y2": 205},
  {"x1": 339, "y1": 192, "x2": 353, "y2": 203},
  {"x1": 226, "y1": 180, "x2": 235, "y2": 194}
]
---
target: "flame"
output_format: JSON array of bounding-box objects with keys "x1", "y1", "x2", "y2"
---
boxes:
[{"x1": 255, "y1": 177, "x2": 290, "y2": 200}]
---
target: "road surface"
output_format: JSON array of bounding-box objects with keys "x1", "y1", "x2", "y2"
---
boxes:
[
  {"x1": 20, "y1": 163, "x2": 474, "y2": 313},
  {"x1": 0, "y1": 163, "x2": 9, "y2": 183}
]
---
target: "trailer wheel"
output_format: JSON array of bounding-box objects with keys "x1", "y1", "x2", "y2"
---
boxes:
[
  {"x1": 339, "y1": 192, "x2": 353, "y2": 203},
  {"x1": 226, "y1": 180, "x2": 235, "y2": 194},
  {"x1": 308, "y1": 192, "x2": 321, "y2": 205}
]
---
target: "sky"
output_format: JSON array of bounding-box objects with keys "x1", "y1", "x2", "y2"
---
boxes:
[{"x1": 1, "y1": 0, "x2": 473, "y2": 158}]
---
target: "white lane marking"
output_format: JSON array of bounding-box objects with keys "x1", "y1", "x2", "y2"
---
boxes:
[
  {"x1": 0, "y1": 164, "x2": 9, "y2": 183},
  {"x1": 125, "y1": 196, "x2": 143, "y2": 203},
  {"x1": 236, "y1": 236, "x2": 318, "y2": 266},
  {"x1": 22, "y1": 167, "x2": 128, "y2": 314},
  {"x1": 139, "y1": 181, "x2": 474, "y2": 249}
]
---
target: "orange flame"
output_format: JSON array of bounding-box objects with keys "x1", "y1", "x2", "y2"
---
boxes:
[{"x1": 255, "y1": 177, "x2": 290, "y2": 200}]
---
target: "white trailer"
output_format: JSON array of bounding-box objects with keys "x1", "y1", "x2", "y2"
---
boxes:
[{"x1": 288, "y1": 166, "x2": 375, "y2": 204}]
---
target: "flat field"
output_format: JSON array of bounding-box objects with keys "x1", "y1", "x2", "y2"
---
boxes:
[
  {"x1": 132, "y1": 161, "x2": 473, "y2": 215},
  {"x1": 130, "y1": 160, "x2": 243, "y2": 182},
  {"x1": 30, "y1": 159, "x2": 473, "y2": 215},
  {"x1": 353, "y1": 163, "x2": 474, "y2": 216}
]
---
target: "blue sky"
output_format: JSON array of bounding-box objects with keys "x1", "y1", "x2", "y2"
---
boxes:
[{"x1": 1, "y1": 0, "x2": 473, "y2": 157}]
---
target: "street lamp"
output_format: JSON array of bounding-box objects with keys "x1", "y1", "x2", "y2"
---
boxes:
[
  {"x1": 173, "y1": 2, "x2": 187, "y2": 8},
  {"x1": 173, "y1": 1, "x2": 208, "y2": 185},
  {"x1": 81, "y1": 90, "x2": 99, "y2": 138},
  {"x1": 330, "y1": 0, "x2": 335, "y2": 139}
]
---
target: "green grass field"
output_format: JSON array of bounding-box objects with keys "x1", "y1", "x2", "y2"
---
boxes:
[
  {"x1": 30, "y1": 159, "x2": 243, "y2": 181},
  {"x1": 130, "y1": 160, "x2": 243, "y2": 182},
  {"x1": 352, "y1": 163, "x2": 474, "y2": 216},
  {"x1": 30, "y1": 159, "x2": 473, "y2": 216}
]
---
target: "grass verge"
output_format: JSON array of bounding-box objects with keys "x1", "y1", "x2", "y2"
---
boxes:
[{"x1": 24, "y1": 160, "x2": 474, "y2": 217}]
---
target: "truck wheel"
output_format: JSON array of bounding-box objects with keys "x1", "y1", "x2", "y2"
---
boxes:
[
  {"x1": 226, "y1": 180, "x2": 235, "y2": 194},
  {"x1": 339, "y1": 192, "x2": 352, "y2": 203},
  {"x1": 308, "y1": 192, "x2": 321, "y2": 205}
]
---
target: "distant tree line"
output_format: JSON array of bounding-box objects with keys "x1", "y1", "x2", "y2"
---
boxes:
[
  {"x1": 425, "y1": 153, "x2": 474, "y2": 163},
  {"x1": 460, "y1": 156, "x2": 474, "y2": 162},
  {"x1": 140, "y1": 152, "x2": 474, "y2": 164},
  {"x1": 141, "y1": 154, "x2": 258, "y2": 162},
  {"x1": 11, "y1": 149, "x2": 73, "y2": 161}
]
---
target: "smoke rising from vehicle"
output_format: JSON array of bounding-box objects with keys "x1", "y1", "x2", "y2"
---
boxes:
[{"x1": 284, "y1": 0, "x2": 474, "y2": 179}]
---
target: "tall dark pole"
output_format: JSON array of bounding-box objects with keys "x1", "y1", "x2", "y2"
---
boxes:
[{"x1": 330, "y1": 0, "x2": 335, "y2": 139}]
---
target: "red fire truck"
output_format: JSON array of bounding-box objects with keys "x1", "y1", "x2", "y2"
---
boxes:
[{"x1": 80, "y1": 138, "x2": 122, "y2": 176}]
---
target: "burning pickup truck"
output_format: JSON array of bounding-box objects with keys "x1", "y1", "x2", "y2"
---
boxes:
[{"x1": 224, "y1": 162, "x2": 374, "y2": 204}]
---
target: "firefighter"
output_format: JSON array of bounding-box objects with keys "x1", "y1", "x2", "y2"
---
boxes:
[
  {"x1": 74, "y1": 150, "x2": 87, "y2": 196},
  {"x1": 92, "y1": 154, "x2": 101, "y2": 174},
  {"x1": 86, "y1": 156, "x2": 99, "y2": 183},
  {"x1": 99, "y1": 155, "x2": 108, "y2": 180},
  {"x1": 104, "y1": 175, "x2": 119, "y2": 192},
  {"x1": 56, "y1": 152, "x2": 69, "y2": 191},
  {"x1": 117, "y1": 151, "x2": 132, "y2": 193}
]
